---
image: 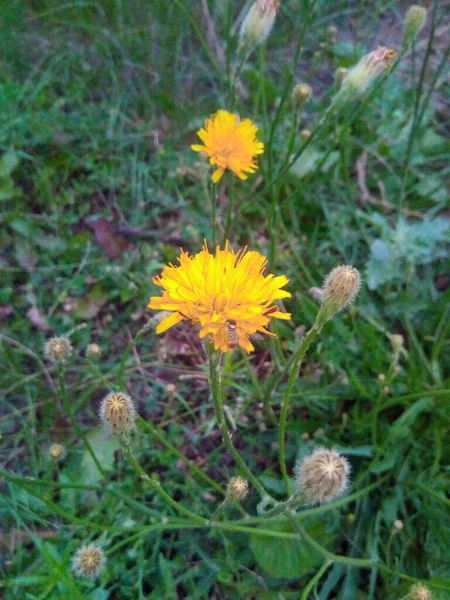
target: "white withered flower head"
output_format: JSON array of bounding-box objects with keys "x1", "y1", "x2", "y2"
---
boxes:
[
  {"x1": 86, "y1": 343, "x2": 102, "y2": 358},
  {"x1": 296, "y1": 447, "x2": 351, "y2": 504},
  {"x1": 239, "y1": 0, "x2": 280, "y2": 56},
  {"x1": 226, "y1": 477, "x2": 249, "y2": 502},
  {"x1": 72, "y1": 543, "x2": 106, "y2": 579},
  {"x1": 44, "y1": 337, "x2": 72, "y2": 362},
  {"x1": 408, "y1": 583, "x2": 432, "y2": 600},
  {"x1": 99, "y1": 391, "x2": 136, "y2": 435}
]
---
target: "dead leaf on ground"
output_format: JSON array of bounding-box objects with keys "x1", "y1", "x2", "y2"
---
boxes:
[
  {"x1": 26, "y1": 308, "x2": 51, "y2": 332},
  {"x1": 86, "y1": 218, "x2": 129, "y2": 259}
]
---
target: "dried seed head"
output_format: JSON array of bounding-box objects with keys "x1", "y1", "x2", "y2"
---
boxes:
[
  {"x1": 44, "y1": 337, "x2": 72, "y2": 362},
  {"x1": 402, "y1": 6, "x2": 427, "y2": 50},
  {"x1": 72, "y1": 543, "x2": 106, "y2": 579},
  {"x1": 341, "y1": 46, "x2": 396, "y2": 97},
  {"x1": 226, "y1": 477, "x2": 249, "y2": 502},
  {"x1": 295, "y1": 447, "x2": 350, "y2": 504},
  {"x1": 408, "y1": 583, "x2": 432, "y2": 600},
  {"x1": 86, "y1": 343, "x2": 102, "y2": 358},
  {"x1": 293, "y1": 83, "x2": 313, "y2": 109},
  {"x1": 48, "y1": 443, "x2": 65, "y2": 460},
  {"x1": 300, "y1": 128, "x2": 311, "y2": 140},
  {"x1": 239, "y1": 0, "x2": 280, "y2": 57},
  {"x1": 99, "y1": 391, "x2": 136, "y2": 435},
  {"x1": 318, "y1": 265, "x2": 361, "y2": 324}
]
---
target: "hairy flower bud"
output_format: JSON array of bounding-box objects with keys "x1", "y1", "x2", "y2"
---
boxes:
[
  {"x1": 300, "y1": 128, "x2": 311, "y2": 140},
  {"x1": 44, "y1": 337, "x2": 72, "y2": 362},
  {"x1": 335, "y1": 67, "x2": 348, "y2": 86},
  {"x1": 293, "y1": 83, "x2": 313, "y2": 109},
  {"x1": 239, "y1": 0, "x2": 280, "y2": 57},
  {"x1": 408, "y1": 583, "x2": 432, "y2": 600},
  {"x1": 390, "y1": 334, "x2": 404, "y2": 354},
  {"x1": 402, "y1": 6, "x2": 427, "y2": 51},
  {"x1": 226, "y1": 477, "x2": 249, "y2": 502},
  {"x1": 72, "y1": 543, "x2": 106, "y2": 579},
  {"x1": 99, "y1": 391, "x2": 136, "y2": 435},
  {"x1": 48, "y1": 443, "x2": 65, "y2": 460},
  {"x1": 295, "y1": 447, "x2": 350, "y2": 504},
  {"x1": 318, "y1": 265, "x2": 361, "y2": 325},
  {"x1": 86, "y1": 343, "x2": 102, "y2": 358},
  {"x1": 340, "y1": 46, "x2": 396, "y2": 97}
]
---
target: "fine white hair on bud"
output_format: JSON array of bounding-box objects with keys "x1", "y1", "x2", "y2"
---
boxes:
[
  {"x1": 402, "y1": 6, "x2": 427, "y2": 51},
  {"x1": 226, "y1": 477, "x2": 249, "y2": 502},
  {"x1": 316, "y1": 265, "x2": 361, "y2": 326},
  {"x1": 239, "y1": 0, "x2": 280, "y2": 57},
  {"x1": 295, "y1": 447, "x2": 351, "y2": 504},
  {"x1": 44, "y1": 337, "x2": 72, "y2": 362},
  {"x1": 99, "y1": 391, "x2": 136, "y2": 436},
  {"x1": 340, "y1": 46, "x2": 396, "y2": 97},
  {"x1": 72, "y1": 543, "x2": 106, "y2": 579}
]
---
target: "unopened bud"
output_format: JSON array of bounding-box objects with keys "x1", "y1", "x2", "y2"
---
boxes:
[
  {"x1": 295, "y1": 447, "x2": 350, "y2": 504},
  {"x1": 341, "y1": 47, "x2": 396, "y2": 97},
  {"x1": 99, "y1": 391, "x2": 136, "y2": 436},
  {"x1": 48, "y1": 443, "x2": 65, "y2": 460},
  {"x1": 86, "y1": 343, "x2": 102, "y2": 358},
  {"x1": 318, "y1": 265, "x2": 361, "y2": 324},
  {"x1": 402, "y1": 6, "x2": 427, "y2": 51},
  {"x1": 226, "y1": 477, "x2": 249, "y2": 502},
  {"x1": 407, "y1": 583, "x2": 432, "y2": 600},
  {"x1": 44, "y1": 337, "x2": 72, "y2": 362},
  {"x1": 335, "y1": 67, "x2": 348, "y2": 86},
  {"x1": 393, "y1": 519, "x2": 404, "y2": 531},
  {"x1": 390, "y1": 334, "x2": 404, "y2": 354},
  {"x1": 327, "y1": 25, "x2": 337, "y2": 42},
  {"x1": 300, "y1": 128, "x2": 311, "y2": 140},
  {"x1": 72, "y1": 543, "x2": 106, "y2": 579},
  {"x1": 239, "y1": 0, "x2": 280, "y2": 57},
  {"x1": 293, "y1": 83, "x2": 313, "y2": 109},
  {"x1": 378, "y1": 373, "x2": 386, "y2": 383}
]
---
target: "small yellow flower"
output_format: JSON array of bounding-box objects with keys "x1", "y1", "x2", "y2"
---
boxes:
[
  {"x1": 191, "y1": 110, "x2": 264, "y2": 183},
  {"x1": 148, "y1": 242, "x2": 291, "y2": 353}
]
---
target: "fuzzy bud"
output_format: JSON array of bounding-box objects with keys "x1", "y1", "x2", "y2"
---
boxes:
[
  {"x1": 72, "y1": 543, "x2": 106, "y2": 579},
  {"x1": 48, "y1": 443, "x2": 65, "y2": 460},
  {"x1": 99, "y1": 391, "x2": 136, "y2": 436},
  {"x1": 340, "y1": 47, "x2": 396, "y2": 97},
  {"x1": 239, "y1": 0, "x2": 280, "y2": 57},
  {"x1": 226, "y1": 477, "x2": 249, "y2": 502},
  {"x1": 390, "y1": 334, "x2": 404, "y2": 354},
  {"x1": 402, "y1": 6, "x2": 427, "y2": 51},
  {"x1": 300, "y1": 128, "x2": 311, "y2": 140},
  {"x1": 408, "y1": 583, "x2": 432, "y2": 600},
  {"x1": 293, "y1": 83, "x2": 313, "y2": 109},
  {"x1": 86, "y1": 343, "x2": 102, "y2": 358},
  {"x1": 317, "y1": 265, "x2": 361, "y2": 325},
  {"x1": 334, "y1": 67, "x2": 348, "y2": 86},
  {"x1": 44, "y1": 337, "x2": 72, "y2": 362},
  {"x1": 295, "y1": 447, "x2": 350, "y2": 504}
]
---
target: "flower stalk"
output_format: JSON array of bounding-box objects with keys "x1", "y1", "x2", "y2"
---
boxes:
[{"x1": 207, "y1": 345, "x2": 272, "y2": 502}]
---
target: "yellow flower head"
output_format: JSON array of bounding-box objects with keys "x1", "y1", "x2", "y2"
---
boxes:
[
  {"x1": 191, "y1": 110, "x2": 264, "y2": 183},
  {"x1": 148, "y1": 242, "x2": 291, "y2": 352}
]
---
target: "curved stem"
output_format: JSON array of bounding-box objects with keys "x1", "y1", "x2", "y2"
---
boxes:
[
  {"x1": 57, "y1": 365, "x2": 107, "y2": 479},
  {"x1": 279, "y1": 323, "x2": 321, "y2": 489},
  {"x1": 207, "y1": 348, "x2": 272, "y2": 501}
]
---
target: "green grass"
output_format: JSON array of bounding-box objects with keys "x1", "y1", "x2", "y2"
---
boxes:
[{"x1": 1, "y1": 0, "x2": 449, "y2": 598}]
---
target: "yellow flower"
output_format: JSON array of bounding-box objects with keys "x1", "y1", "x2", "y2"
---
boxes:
[
  {"x1": 191, "y1": 110, "x2": 264, "y2": 183},
  {"x1": 148, "y1": 242, "x2": 291, "y2": 352}
]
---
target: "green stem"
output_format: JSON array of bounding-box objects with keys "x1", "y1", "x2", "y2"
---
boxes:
[
  {"x1": 207, "y1": 348, "x2": 272, "y2": 501},
  {"x1": 211, "y1": 181, "x2": 218, "y2": 247},
  {"x1": 223, "y1": 176, "x2": 235, "y2": 245},
  {"x1": 279, "y1": 322, "x2": 321, "y2": 489},
  {"x1": 122, "y1": 443, "x2": 206, "y2": 525},
  {"x1": 301, "y1": 560, "x2": 332, "y2": 600},
  {"x1": 117, "y1": 320, "x2": 153, "y2": 390},
  {"x1": 57, "y1": 365, "x2": 107, "y2": 479}
]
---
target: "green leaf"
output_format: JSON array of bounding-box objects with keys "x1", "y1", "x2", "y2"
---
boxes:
[
  {"x1": 0, "y1": 148, "x2": 19, "y2": 177},
  {"x1": 81, "y1": 428, "x2": 119, "y2": 485},
  {"x1": 250, "y1": 519, "x2": 327, "y2": 578}
]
